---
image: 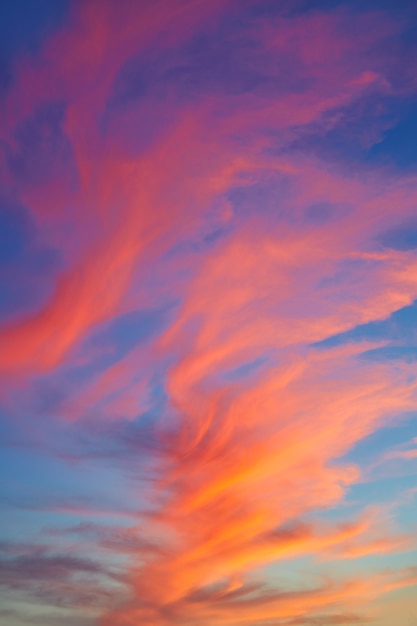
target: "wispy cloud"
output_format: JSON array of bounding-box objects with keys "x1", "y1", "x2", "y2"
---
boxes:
[
  {"x1": 1, "y1": 1, "x2": 417, "y2": 625},
  {"x1": 0, "y1": 541, "x2": 122, "y2": 611}
]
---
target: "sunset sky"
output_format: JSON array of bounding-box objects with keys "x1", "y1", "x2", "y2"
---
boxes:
[{"x1": 0, "y1": 1, "x2": 417, "y2": 625}]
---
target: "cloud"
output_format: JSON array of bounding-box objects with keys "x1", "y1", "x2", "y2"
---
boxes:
[
  {"x1": 0, "y1": 541, "x2": 121, "y2": 611},
  {"x1": 0, "y1": 608, "x2": 94, "y2": 626},
  {"x1": 1, "y1": 1, "x2": 417, "y2": 625}
]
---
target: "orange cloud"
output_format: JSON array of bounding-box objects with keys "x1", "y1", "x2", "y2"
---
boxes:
[{"x1": 93, "y1": 227, "x2": 417, "y2": 624}]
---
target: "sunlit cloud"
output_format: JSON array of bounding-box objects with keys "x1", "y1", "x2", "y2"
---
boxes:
[{"x1": 0, "y1": 1, "x2": 416, "y2": 625}]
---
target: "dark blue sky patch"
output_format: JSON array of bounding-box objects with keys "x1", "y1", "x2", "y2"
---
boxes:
[
  {"x1": 6, "y1": 101, "x2": 76, "y2": 188},
  {"x1": 216, "y1": 0, "x2": 417, "y2": 24},
  {"x1": 314, "y1": 301, "x2": 417, "y2": 349},
  {"x1": 368, "y1": 103, "x2": 417, "y2": 169},
  {"x1": 0, "y1": 0, "x2": 68, "y2": 97},
  {"x1": 187, "y1": 23, "x2": 310, "y2": 97},
  {"x1": 102, "y1": 54, "x2": 177, "y2": 155},
  {"x1": 304, "y1": 202, "x2": 335, "y2": 225},
  {"x1": 226, "y1": 171, "x2": 292, "y2": 221},
  {"x1": 0, "y1": 201, "x2": 33, "y2": 265},
  {"x1": 304, "y1": 202, "x2": 351, "y2": 225},
  {"x1": 108, "y1": 3, "x2": 317, "y2": 122},
  {"x1": 108, "y1": 55, "x2": 153, "y2": 109},
  {"x1": 276, "y1": 0, "x2": 417, "y2": 17},
  {"x1": 378, "y1": 221, "x2": 417, "y2": 251},
  {"x1": 109, "y1": 18, "x2": 269, "y2": 107},
  {"x1": 111, "y1": 13, "x2": 266, "y2": 105},
  {"x1": 0, "y1": 0, "x2": 68, "y2": 57},
  {"x1": 0, "y1": 56, "x2": 12, "y2": 94},
  {"x1": 0, "y1": 199, "x2": 61, "y2": 322},
  {"x1": 247, "y1": 0, "x2": 353, "y2": 18},
  {"x1": 284, "y1": 92, "x2": 417, "y2": 173},
  {"x1": 161, "y1": 28, "x2": 266, "y2": 99},
  {"x1": 359, "y1": 345, "x2": 417, "y2": 363},
  {"x1": 294, "y1": 104, "x2": 378, "y2": 161}
]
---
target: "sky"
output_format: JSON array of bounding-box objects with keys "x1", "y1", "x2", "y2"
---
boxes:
[{"x1": 0, "y1": 0, "x2": 416, "y2": 624}]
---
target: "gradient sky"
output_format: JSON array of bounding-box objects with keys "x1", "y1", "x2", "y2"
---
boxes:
[{"x1": 0, "y1": 1, "x2": 417, "y2": 625}]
